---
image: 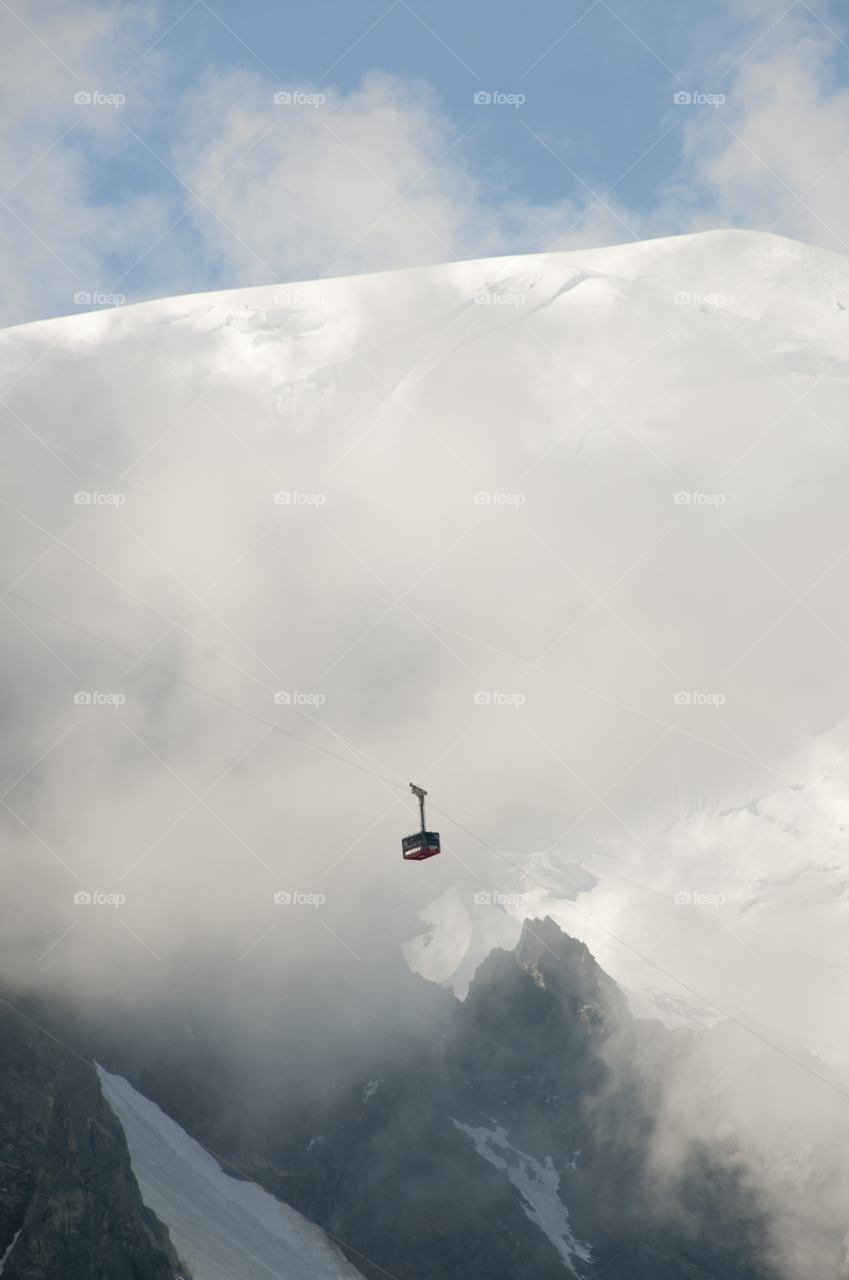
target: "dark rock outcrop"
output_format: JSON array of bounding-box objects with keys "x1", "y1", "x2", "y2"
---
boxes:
[
  {"x1": 0, "y1": 996, "x2": 183, "y2": 1280},
  {"x1": 238, "y1": 918, "x2": 776, "y2": 1279},
  {"x1": 75, "y1": 918, "x2": 784, "y2": 1280}
]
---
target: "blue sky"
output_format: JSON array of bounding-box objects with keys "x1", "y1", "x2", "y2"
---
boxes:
[{"x1": 2, "y1": 0, "x2": 849, "y2": 325}]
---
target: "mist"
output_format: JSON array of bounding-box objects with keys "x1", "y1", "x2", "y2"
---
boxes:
[{"x1": 4, "y1": 4, "x2": 849, "y2": 1276}]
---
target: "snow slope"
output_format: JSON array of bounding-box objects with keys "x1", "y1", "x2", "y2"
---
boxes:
[{"x1": 97, "y1": 1066, "x2": 365, "y2": 1280}]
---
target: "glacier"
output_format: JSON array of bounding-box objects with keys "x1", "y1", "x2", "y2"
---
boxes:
[{"x1": 97, "y1": 1066, "x2": 365, "y2": 1280}]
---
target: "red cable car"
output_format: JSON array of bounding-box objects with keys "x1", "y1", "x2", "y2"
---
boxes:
[{"x1": 402, "y1": 784, "x2": 441, "y2": 861}]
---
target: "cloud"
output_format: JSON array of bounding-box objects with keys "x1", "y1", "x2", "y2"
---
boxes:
[
  {"x1": 0, "y1": 1, "x2": 170, "y2": 323},
  {"x1": 663, "y1": 10, "x2": 849, "y2": 253},
  {"x1": 2, "y1": 0, "x2": 849, "y2": 335},
  {"x1": 167, "y1": 64, "x2": 639, "y2": 281},
  {"x1": 0, "y1": 9, "x2": 657, "y2": 328},
  {"x1": 169, "y1": 70, "x2": 471, "y2": 283},
  {"x1": 645, "y1": 1005, "x2": 849, "y2": 1279},
  {"x1": 1, "y1": 224, "x2": 848, "y2": 1014}
]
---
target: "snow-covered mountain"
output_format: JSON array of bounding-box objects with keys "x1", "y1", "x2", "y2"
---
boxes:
[
  {"x1": 5, "y1": 228, "x2": 848, "y2": 1069},
  {"x1": 4, "y1": 228, "x2": 849, "y2": 1275},
  {"x1": 76, "y1": 913, "x2": 849, "y2": 1280}
]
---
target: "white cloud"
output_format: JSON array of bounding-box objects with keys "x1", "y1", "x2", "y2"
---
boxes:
[
  {"x1": 0, "y1": 13, "x2": 668, "y2": 326},
  {"x1": 0, "y1": 1, "x2": 170, "y2": 321},
  {"x1": 665, "y1": 14, "x2": 849, "y2": 252}
]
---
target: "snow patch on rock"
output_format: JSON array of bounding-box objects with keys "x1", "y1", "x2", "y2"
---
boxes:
[{"x1": 452, "y1": 1120, "x2": 592, "y2": 1274}]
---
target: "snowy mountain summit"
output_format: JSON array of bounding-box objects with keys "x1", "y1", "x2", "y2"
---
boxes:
[{"x1": 4, "y1": 228, "x2": 849, "y2": 1278}]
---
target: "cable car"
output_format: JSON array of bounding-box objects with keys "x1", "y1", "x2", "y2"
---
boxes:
[{"x1": 402, "y1": 784, "x2": 441, "y2": 861}]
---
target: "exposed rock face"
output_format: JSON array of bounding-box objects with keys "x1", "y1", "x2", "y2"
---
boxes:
[
  {"x1": 0, "y1": 996, "x2": 183, "y2": 1280},
  {"x1": 79, "y1": 919, "x2": 786, "y2": 1280},
  {"x1": 237, "y1": 919, "x2": 777, "y2": 1280}
]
